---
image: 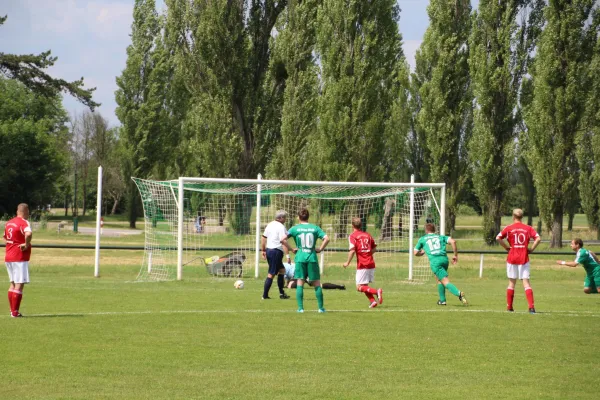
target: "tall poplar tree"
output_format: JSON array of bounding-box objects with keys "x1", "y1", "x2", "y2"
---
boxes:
[
  {"x1": 524, "y1": 0, "x2": 597, "y2": 247},
  {"x1": 266, "y1": 0, "x2": 319, "y2": 180},
  {"x1": 315, "y1": 0, "x2": 406, "y2": 182},
  {"x1": 468, "y1": 0, "x2": 543, "y2": 244},
  {"x1": 115, "y1": 0, "x2": 162, "y2": 228},
  {"x1": 416, "y1": 0, "x2": 472, "y2": 232}
]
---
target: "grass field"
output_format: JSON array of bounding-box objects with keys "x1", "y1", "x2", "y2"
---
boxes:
[{"x1": 0, "y1": 253, "x2": 598, "y2": 399}]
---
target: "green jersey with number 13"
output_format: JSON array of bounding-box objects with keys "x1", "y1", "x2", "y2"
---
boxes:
[
  {"x1": 415, "y1": 233, "x2": 450, "y2": 262},
  {"x1": 287, "y1": 223, "x2": 327, "y2": 263}
]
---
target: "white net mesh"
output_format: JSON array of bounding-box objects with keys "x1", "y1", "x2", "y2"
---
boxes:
[{"x1": 132, "y1": 178, "x2": 442, "y2": 282}]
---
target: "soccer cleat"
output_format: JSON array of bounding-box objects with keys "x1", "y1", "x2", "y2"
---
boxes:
[
  {"x1": 529, "y1": 307, "x2": 536, "y2": 314},
  {"x1": 369, "y1": 301, "x2": 378, "y2": 308},
  {"x1": 261, "y1": 296, "x2": 271, "y2": 300},
  {"x1": 11, "y1": 312, "x2": 22, "y2": 318},
  {"x1": 297, "y1": 309, "x2": 304, "y2": 313},
  {"x1": 279, "y1": 293, "x2": 290, "y2": 299},
  {"x1": 318, "y1": 308, "x2": 326, "y2": 313},
  {"x1": 507, "y1": 306, "x2": 514, "y2": 312},
  {"x1": 437, "y1": 300, "x2": 447, "y2": 306},
  {"x1": 377, "y1": 288, "x2": 383, "y2": 305},
  {"x1": 459, "y1": 292, "x2": 468, "y2": 305}
]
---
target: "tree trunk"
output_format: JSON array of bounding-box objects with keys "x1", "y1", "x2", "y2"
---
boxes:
[
  {"x1": 537, "y1": 219, "x2": 542, "y2": 236},
  {"x1": 82, "y1": 183, "x2": 87, "y2": 216},
  {"x1": 380, "y1": 197, "x2": 395, "y2": 241},
  {"x1": 127, "y1": 184, "x2": 137, "y2": 229},
  {"x1": 568, "y1": 212, "x2": 574, "y2": 231},
  {"x1": 64, "y1": 193, "x2": 69, "y2": 217},
  {"x1": 550, "y1": 211, "x2": 563, "y2": 248},
  {"x1": 111, "y1": 198, "x2": 119, "y2": 215}
]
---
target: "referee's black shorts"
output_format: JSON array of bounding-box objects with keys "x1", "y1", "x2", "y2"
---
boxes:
[{"x1": 266, "y1": 248, "x2": 285, "y2": 275}]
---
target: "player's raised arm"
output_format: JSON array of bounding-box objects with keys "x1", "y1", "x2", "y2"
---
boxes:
[{"x1": 448, "y1": 237, "x2": 458, "y2": 264}]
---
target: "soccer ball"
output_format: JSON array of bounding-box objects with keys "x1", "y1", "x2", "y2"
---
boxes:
[{"x1": 234, "y1": 280, "x2": 244, "y2": 289}]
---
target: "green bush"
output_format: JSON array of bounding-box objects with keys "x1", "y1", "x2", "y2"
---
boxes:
[{"x1": 457, "y1": 204, "x2": 478, "y2": 216}]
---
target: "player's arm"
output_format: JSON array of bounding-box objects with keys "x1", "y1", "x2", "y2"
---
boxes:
[
  {"x1": 496, "y1": 232, "x2": 510, "y2": 252},
  {"x1": 280, "y1": 233, "x2": 291, "y2": 263},
  {"x1": 556, "y1": 259, "x2": 578, "y2": 268},
  {"x1": 448, "y1": 237, "x2": 458, "y2": 264},
  {"x1": 261, "y1": 236, "x2": 267, "y2": 259},
  {"x1": 414, "y1": 239, "x2": 424, "y2": 256},
  {"x1": 529, "y1": 232, "x2": 541, "y2": 253},
  {"x1": 343, "y1": 248, "x2": 355, "y2": 268},
  {"x1": 315, "y1": 235, "x2": 330, "y2": 253},
  {"x1": 280, "y1": 236, "x2": 297, "y2": 254}
]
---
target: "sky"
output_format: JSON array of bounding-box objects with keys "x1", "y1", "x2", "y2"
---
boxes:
[{"x1": 0, "y1": 0, "x2": 477, "y2": 127}]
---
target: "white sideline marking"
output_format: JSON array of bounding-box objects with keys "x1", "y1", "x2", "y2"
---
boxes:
[{"x1": 12, "y1": 308, "x2": 600, "y2": 318}]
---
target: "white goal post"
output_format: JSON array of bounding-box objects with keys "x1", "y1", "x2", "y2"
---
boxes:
[{"x1": 133, "y1": 175, "x2": 446, "y2": 282}]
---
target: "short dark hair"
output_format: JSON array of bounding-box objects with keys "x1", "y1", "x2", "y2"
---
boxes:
[
  {"x1": 298, "y1": 208, "x2": 309, "y2": 221},
  {"x1": 424, "y1": 223, "x2": 436, "y2": 233},
  {"x1": 573, "y1": 238, "x2": 584, "y2": 248}
]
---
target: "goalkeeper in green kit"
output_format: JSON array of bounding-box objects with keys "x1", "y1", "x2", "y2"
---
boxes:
[
  {"x1": 281, "y1": 208, "x2": 330, "y2": 313},
  {"x1": 414, "y1": 223, "x2": 468, "y2": 306}
]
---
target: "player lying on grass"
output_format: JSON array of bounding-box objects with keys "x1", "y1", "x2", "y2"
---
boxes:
[
  {"x1": 342, "y1": 217, "x2": 383, "y2": 308},
  {"x1": 556, "y1": 238, "x2": 600, "y2": 294},
  {"x1": 283, "y1": 263, "x2": 346, "y2": 290},
  {"x1": 414, "y1": 223, "x2": 468, "y2": 306}
]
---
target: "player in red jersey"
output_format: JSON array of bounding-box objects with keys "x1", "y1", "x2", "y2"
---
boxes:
[
  {"x1": 343, "y1": 217, "x2": 382, "y2": 308},
  {"x1": 496, "y1": 208, "x2": 541, "y2": 314},
  {"x1": 3, "y1": 203, "x2": 32, "y2": 317}
]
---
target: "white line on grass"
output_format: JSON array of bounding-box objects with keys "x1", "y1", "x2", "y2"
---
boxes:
[{"x1": 11, "y1": 308, "x2": 600, "y2": 318}]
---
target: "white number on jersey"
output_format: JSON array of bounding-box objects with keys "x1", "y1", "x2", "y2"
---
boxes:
[
  {"x1": 298, "y1": 233, "x2": 314, "y2": 249},
  {"x1": 426, "y1": 237, "x2": 441, "y2": 251},
  {"x1": 512, "y1": 233, "x2": 526, "y2": 245},
  {"x1": 6, "y1": 228, "x2": 12, "y2": 240}
]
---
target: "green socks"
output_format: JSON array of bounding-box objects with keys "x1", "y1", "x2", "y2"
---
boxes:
[
  {"x1": 445, "y1": 282, "x2": 461, "y2": 297},
  {"x1": 315, "y1": 286, "x2": 324, "y2": 310},
  {"x1": 296, "y1": 285, "x2": 304, "y2": 310},
  {"x1": 437, "y1": 283, "x2": 447, "y2": 302}
]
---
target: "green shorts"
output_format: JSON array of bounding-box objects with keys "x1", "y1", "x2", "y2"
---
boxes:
[
  {"x1": 584, "y1": 275, "x2": 600, "y2": 292},
  {"x1": 294, "y1": 261, "x2": 320, "y2": 282},
  {"x1": 430, "y1": 260, "x2": 449, "y2": 281}
]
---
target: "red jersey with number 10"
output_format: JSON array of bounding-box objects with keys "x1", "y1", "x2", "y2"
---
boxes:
[
  {"x1": 349, "y1": 230, "x2": 377, "y2": 270},
  {"x1": 4, "y1": 217, "x2": 32, "y2": 262},
  {"x1": 496, "y1": 222, "x2": 539, "y2": 265}
]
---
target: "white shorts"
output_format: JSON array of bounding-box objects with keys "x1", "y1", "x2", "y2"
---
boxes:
[
  {"x1": 356, "y1": 269, "x2": 375, "y2": 285},
  {"x1": 5, "y1": 262, "x2": 30, "y2": 284},
  {"x1": 506, "y1": 263, "x2": 530, "y2": 280}
]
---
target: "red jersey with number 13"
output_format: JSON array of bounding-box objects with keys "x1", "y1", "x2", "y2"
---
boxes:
[
  {"x1": 3, "y1": 217, "x2": 32, "y2": 262},
  {"x1": 349, "y1": 230, "x2": 377, "y2": 269},
  {"x1": 496, "y1": 222, "x2": 539, "y2": 265}
]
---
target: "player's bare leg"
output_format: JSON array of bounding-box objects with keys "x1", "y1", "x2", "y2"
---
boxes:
[
  {"x1": 507, "y1": 278, "x2": 516, "y2": 311},
  {"x1": 522, "y1": 278, "x2": 535, "y2": 313}
]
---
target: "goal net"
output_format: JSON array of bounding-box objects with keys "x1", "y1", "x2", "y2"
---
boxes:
[{"x1": 132, "y1": 177, "x2": 445, "y2": 282}]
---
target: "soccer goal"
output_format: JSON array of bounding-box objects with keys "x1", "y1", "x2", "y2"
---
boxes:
[{"x1": 132, "y1": 176, "x2": 445, "y2": 282}]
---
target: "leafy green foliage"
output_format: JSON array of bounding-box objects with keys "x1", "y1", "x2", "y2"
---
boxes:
[
  {"x1": 524, "y1": 0, "x2": 597, "y2": 247},
  {"x1": 468, "y1": 0, "x2": 543, "y2": 244},
  {"x1": 416, "y1": 0, "x2": 473, "y2": 232},
  {"x1": 0, "y1": 77, "x2": 70, "y2": 214}
]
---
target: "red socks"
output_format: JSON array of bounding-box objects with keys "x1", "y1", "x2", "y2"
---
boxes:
[
  {"x1": 8, "y1": 290, "x2": 22, "y2": 315},
  {"x1": 525, "y1": 287, "x2": 534, "y2": 308},
  {"x1": 358, "y1": 285, "x2": 377, "y2": 295},
  {"x1": 506, "y1": 288, "x2": 514, "y2": 309}
]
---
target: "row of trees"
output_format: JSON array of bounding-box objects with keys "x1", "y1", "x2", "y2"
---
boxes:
[{"x1": 116, "y1": 0, "x2": 600, "y2": 247}]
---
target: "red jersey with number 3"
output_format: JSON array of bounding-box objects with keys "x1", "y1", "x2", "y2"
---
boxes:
[
  {"x1": 3, "y1": 217, "x2": 32, "y2": 262},
  {"x1": 349, "y1": 230, "x2": 377, "y2": 270},
  {"x1": 496, "y1": 222, "x2": 539, "y2": 265}
]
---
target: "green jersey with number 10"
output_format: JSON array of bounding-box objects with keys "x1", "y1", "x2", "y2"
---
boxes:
[
  {"x1": 287, "y1": 223, "x2": 327, "y2": 263},
  {"x1": 415, "y1": 233, "x2": 450, "y2": 262}
]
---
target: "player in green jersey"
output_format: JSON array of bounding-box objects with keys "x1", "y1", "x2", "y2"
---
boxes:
[
  {"x1": 414, "y1": 223, "x2": 468, "y2": 305},
  {"x1": 281, "y1": 208, "x2": 330, "y2": 313},
  {"x1": 556, "y1": 238, "x2": 600, "y2": 294}
]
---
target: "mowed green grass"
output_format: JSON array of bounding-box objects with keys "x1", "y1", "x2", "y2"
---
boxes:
[{"x1": 0, "y1": 258, "x2": 598, "y2": 400}]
